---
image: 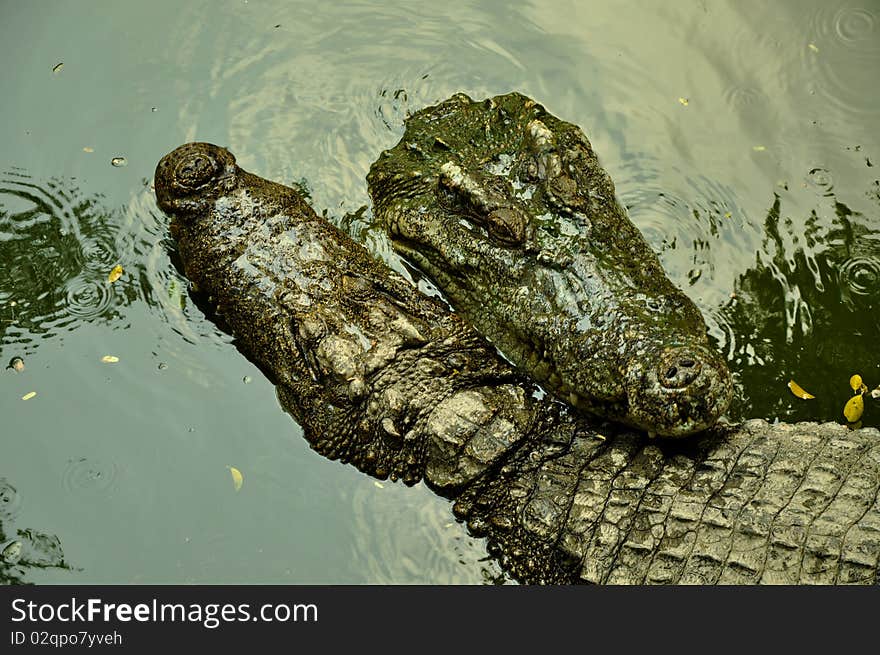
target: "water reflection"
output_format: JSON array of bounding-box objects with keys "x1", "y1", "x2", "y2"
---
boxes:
[
  {"x1": 0, "y1": 478, "x2": 70, "y2": 584},
  {"x1": 716, "y1": 189, "x2": 879, "y2": 425},
  {"x1": 0, "y1": 171, "x2": 134, "y2": 349},
  {"x1": 0, "y1": 171, "x2": 233, "y2": 354},
  {"x1": 348, "y1": 482, "x2": 508, "y2": 585}
]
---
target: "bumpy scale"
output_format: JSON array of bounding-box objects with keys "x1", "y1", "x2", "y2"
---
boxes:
[
  {"x1": 156, "y1": 143, "x2": 880, "y2": 584},
  {"x1": 368, "y1": 93, "x2": 733, "y2": 437}
]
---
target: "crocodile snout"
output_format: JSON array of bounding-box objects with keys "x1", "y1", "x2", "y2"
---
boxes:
[
  {"x1": 624, "y1": 343, "x2": 733, "y2": 438},
  {"x1": 154, "y1": 142, "x2": 237, "y2": 218},
  {"x1": 657, "y1": 347, "x2": 703, "y2": 390}
]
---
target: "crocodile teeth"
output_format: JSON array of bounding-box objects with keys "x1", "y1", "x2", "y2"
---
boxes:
[
  {"x1": 391, "y1": 317, "x2": 427, "y2": 345},
  {"x1": 381, "y1": 417, "x2": 401, "y2": 438}
]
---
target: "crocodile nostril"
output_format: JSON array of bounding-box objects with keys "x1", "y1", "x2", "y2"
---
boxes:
[
  {"x1": 657, "y1": 349, "x2": 703, "y2": 389},
  {"x1": 174, "y1": 153, "x2": 218, "y2": 189}
]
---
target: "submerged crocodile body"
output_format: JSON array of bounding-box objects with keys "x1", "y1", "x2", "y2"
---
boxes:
[
  {"x1": 155, "y1": 143, "x2": 880, "y2": 584},
  {"x1": 368, "y1": 92, "x2": 732, "y2": 437}
]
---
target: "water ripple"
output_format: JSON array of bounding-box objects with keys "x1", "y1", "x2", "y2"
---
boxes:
[
  {"x1": 349, "y1": 481, "x2": 501, "y2": 584},
  {"x1": 833, "y1": 6, "x2": 880, "y2": 48},
  {"x1": 839, "y1": 256, "x2": 879, "y2": 298},
  {"x1": 619, "y1": 166, "x2": 759, "y2": 308},
  {"x1": 803, "y1": 3, "x2": 880, "y2": 119},
  {"x1": 0, "y1": 478, "x2": 22, "y2": 521},
  {"x1": 721, "y1": 84, "x2": 769, "y2": 113},
  {"x1": 63, "y1": 275, "x2": 115, "y2": 321},
  {"x1": 61, "y1": 457, "x2": 120, "y2": 496},
  {"x1": 0, "y1": 172, "x2": 134, "y2": 350}
]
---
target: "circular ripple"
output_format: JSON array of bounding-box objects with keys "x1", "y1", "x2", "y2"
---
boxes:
[
  {"x1": 722, "y1": 85, "x2": 768, "y2": 113},
  {"x1": 839, "y1": 256, "x2": 880, "y2": 299},
  {"x1": 63, "y1": 275, "x2": 114, "y2": 321},
  {"x1": 61, "y1": 457, "x2": 120, "y2": 495},
  {"x1": 804, "y1": 4, "x2": 880, "y2": 119},
  {"x1": 0, "y1": 478, "x2": 23, "y2": 521},
  {"x1": 834, "y1": 7, "x2": 879, "y2": 47},
  {"x1": 79, "y1": 236, "x2": 121, "y2": 273}
]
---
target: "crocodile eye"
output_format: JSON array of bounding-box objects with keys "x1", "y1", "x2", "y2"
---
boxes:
[{"x1": 174, "y1": 153, "x2": 219, "y2": 189}]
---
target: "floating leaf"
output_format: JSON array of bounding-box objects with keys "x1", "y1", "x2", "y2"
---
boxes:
[
  {"x1": 678, "y1": 97, "x2": 689, "y2": 106},
  {"x1": 111, "y1": 157, "x2": 127, "y2": 168},
  {"x1": 788, "y1": 380, "x2": 814, "y2": 400},
  {"x1": 101, "y1": 355, "x2": 119, "y2": 363},
  {"x1": 52, "y1": 62, "x2": 64, "y2": 74},
  {"x1": 107, "y1": 264, "x2": 123, "y2": 283},
  {"x1": 83, "y1": 146, "x2": 94, "y2": 153},
  {"x1": 724, "y1": 212, "x2": 732, "y2": 219},
  {"x1": 808, "y1": 43, "x2": 819, "y2": 53},
  {"x1": 753, "y1": 145, "x2": 766, "y2": 152},
  {"x1": 2, "y1": 540, "x2": 22, "y2": 564},
  {"x1": 8, "y1": 357, "x2": 24, "y2": 372},
  {"x1": 849, "y1": 374, "x2": 868, "y2": 394},
  {"x1": 227, "y1": 465, "x2": 243, "y2": 492},
  {"x1": 21, "y1": 391, "x2": 36, "y2": 401},
  {"x1": 373, "y1": 481, "x2": 384, "y2": 489},
  {"x1": 844, "y1": 394, "x2": 864, "y2": 423}
]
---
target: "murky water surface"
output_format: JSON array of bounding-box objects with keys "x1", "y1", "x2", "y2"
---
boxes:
[{"x1": 1, "y1": 0, "x2": 878, "y2": 583}]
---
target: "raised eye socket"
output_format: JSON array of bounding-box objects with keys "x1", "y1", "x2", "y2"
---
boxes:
[{"x1": 174, "y1": 154, "x2": 219, "y2": 189}]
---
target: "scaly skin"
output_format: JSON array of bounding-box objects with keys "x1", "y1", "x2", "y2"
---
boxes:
[
  {"x1": 155, "y1": 143, "x2": 880, "y2": 584},
  {"x1": 367, "y1": 92, "x2": 732, "y2": 437}
]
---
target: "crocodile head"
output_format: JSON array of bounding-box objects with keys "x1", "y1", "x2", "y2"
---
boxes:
[{"x1": 367, "y1": 92, "x2": 732, "y2": 437}]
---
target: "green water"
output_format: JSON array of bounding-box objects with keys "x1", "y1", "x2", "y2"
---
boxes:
[{"x1": 1, "y1": 0, "x2": 877, "y2": 584}]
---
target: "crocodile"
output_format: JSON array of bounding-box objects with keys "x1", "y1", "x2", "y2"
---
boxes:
[
  {"x1": 155, "y1": 142, "x2": 880, "y2": 584},
  {"x1": 367, "y1": 92, "x2": 732, "y2": 437}
]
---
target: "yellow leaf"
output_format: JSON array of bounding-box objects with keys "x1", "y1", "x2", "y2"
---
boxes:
[
  {"x1": 101, "y1": 355, "x2": 119, "y2": 363},
  {"x1": 678, "y1": 97, "x2": 689, "y2": 106},
  {"x1": 753, "y1": 145, "x2": 766, "y2": 152},
  {"x1": 227, "y1": 465, "x2": 243, "y2": 492},
  {"x1": 844, "y1": 395, "x2": 864, "y2": 423},
  {"x1": 849, "y1": 374, "x2": 867, "y2": 394},
  {"x1": 373, "y1": 481, "x2": 384, "y2": 489},
  {"x1": 107, "y1": 264, "x2": 124, "y2": 283},
  {"x1": 83, "y1": 147, "x2": 94, "y2": 153},
  {"x1": 21, "y1": 391, "x2": 36, "y2": 401},
  {"x1": 808, "y1": 43, "x2": 819, "y2": 53},
  {"x1": 788, "y1": 380, "x2": 814, "y2": 400}
]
